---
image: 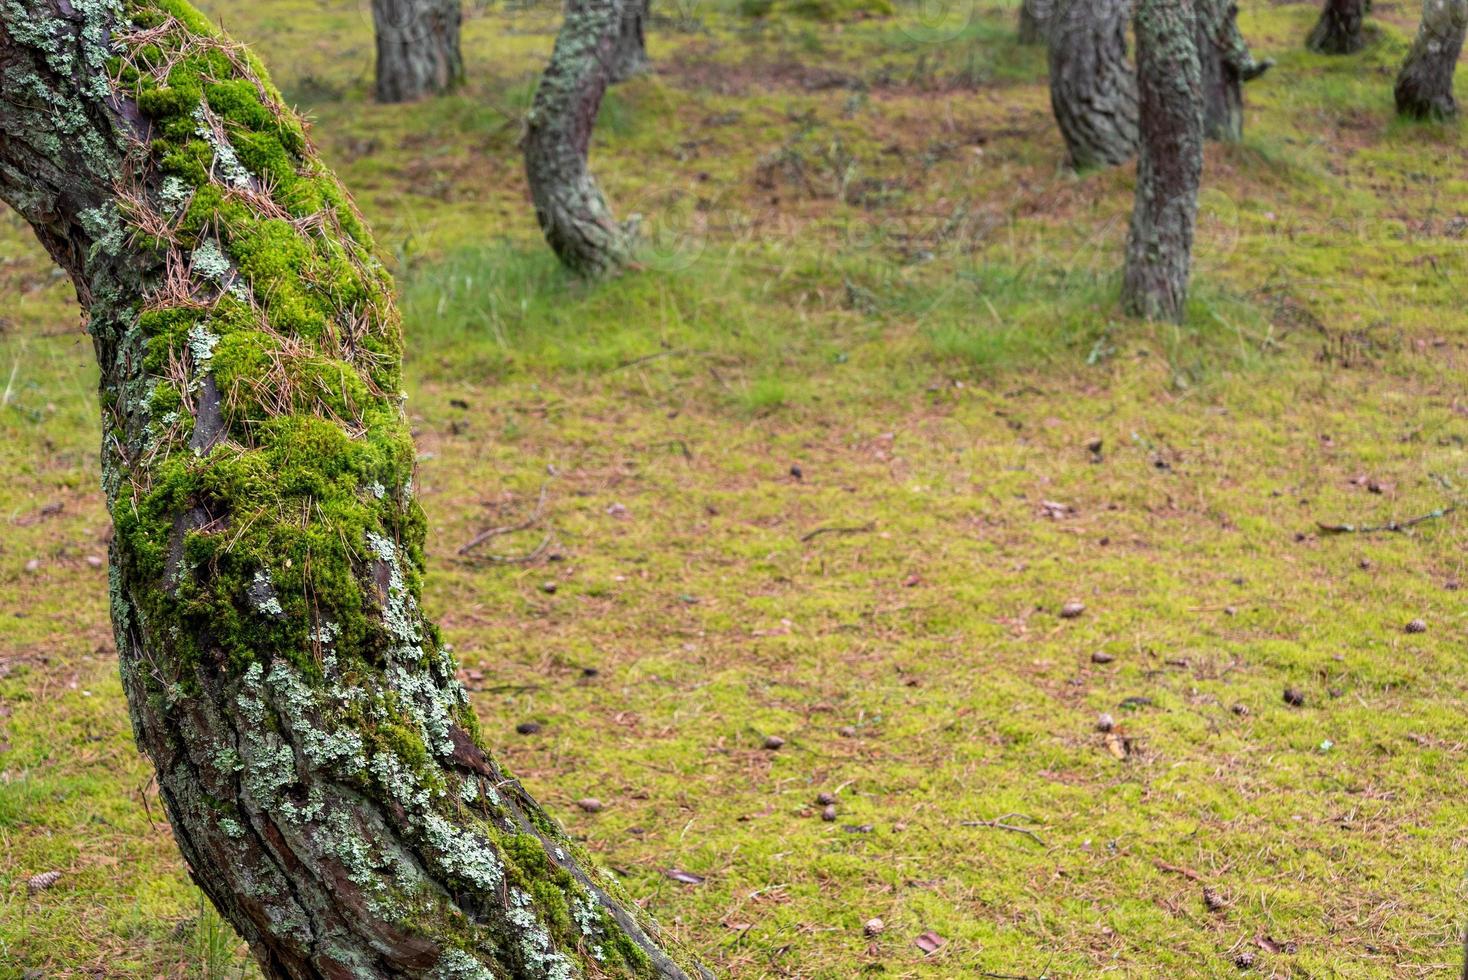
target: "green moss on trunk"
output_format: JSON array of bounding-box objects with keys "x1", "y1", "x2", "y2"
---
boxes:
[{"x1": 0, "y1": 2, "x2": 706, "y2": 976}]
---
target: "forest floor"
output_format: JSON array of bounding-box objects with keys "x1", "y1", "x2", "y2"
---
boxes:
[{"x1": 2, "y1": 0, "x2": 1466, "y2": 976}]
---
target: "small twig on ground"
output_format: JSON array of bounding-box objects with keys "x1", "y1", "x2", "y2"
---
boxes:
[
  {"x1": 458, "y1": 485, "x2": 548, "y2": 555},
  {"x1": 799, "y1": 521, "x2": 875, "y2": 543},
  {"x1": 960, "y1": 812, "x2": 1046, "y2": 846},
  {"x1": 612, "y1": 349, "x2": 710, "y2": 372},
  {"x1": 1317, "y1": 502, "x2": 1457, "y2": 535},
  {"x1": 977, "y1": 952, "x2": 1054, "y2": 979},
  {"x1": 470, "y1": 532, "x2": 554, "y2": 565},
  {"x1": 1153, "y1": 859, "x2": 1204, "y2": 881}
]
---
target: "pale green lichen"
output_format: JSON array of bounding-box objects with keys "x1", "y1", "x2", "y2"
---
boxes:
[
  {"x1": 248, "y1": 568, "x2": 282, "y2": 617},
  {"x1": 159, "y1": 174, "x2": 190, "y2": 213},
  {"x1": 507, "y1": 889, "x2": 578, "y2": 980},
  {"x1": 421, "y1": 812, "x2": 505, "y2": 893},
  {"x1": 431, "y1": 949, "x2": 500, "y2": 980},
  {"x1": 189, "y1": 238, "x2": 231, "y2": 281}
]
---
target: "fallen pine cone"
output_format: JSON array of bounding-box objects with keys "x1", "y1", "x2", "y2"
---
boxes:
[{"x1": 28, "y1": 870, "x2": 62, "y2": 894}]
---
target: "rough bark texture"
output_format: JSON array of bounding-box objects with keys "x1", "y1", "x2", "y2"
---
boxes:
[
  {"x1": 1018, "y1": 0, "x2": 1055, "y2": 44},
  {"x1": 1048, "y1": 0, "x2": 1140, "y2": 168},
  {"x1": 609, "y1": 0, "x2": 649, "y2": 83},
  {"x1": 1306, "y1": 0, "x2": 1365, "y2": 53},
  {"x1": 1395, "y1": 0, "x2": 1468, "y2": 119},
  {"x1": 524, "y1": 0, "x2": 633, "y2": 277},
  {"x1": 0, "y1": 2, "x2": 703, "y2": 978},
  {"x1": 1195, "y1": 0, "x2": 1271, "y2": 141},
  {"x1": 373, "y1": 0, "x2": 463, "y2": 103},
  {"x1": 1121, "y1": 0, "x2": 1204, "y2": 323}
]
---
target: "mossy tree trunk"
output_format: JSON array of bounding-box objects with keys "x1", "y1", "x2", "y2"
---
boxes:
[
  {"x1": 1121, "y1": 0, "x2": 1204, "y2": 322},
  {"x1": 1195, "y1": 0, "x2": 1272, "y2": 140},
  {"x1": 524, "y1": 0, "x2": 634, "y2": 277},
  {"x1": 1048, "y1": 0, "x2": 1140, "y2": 168},
  {"x1": 1395, "y1": 0, "x2": 1468, "y2": 119},
  {"x1": 0, "y1": 2, "x2": 704, "y2": 978},
  {"x1": 373, "y1": 0, "x2": 464, "y2": 102},
  {"x1": 1018, "y1": 0, "x2": 1055, "y2": 44},
  {"x1": 610, "y1": 0, "x2": 650, "y2": 83},
  {"x1": 1306, "y1": 0, "x2": 1365, "y2": 53}
]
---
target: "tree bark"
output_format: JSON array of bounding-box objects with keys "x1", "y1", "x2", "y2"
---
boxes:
[
  {"x1": 0, "y1": 3, "x2": 704, "y2": 977},
  {"x1": 610, "y1": 0, "x2": 650, "y2": 83},
  {"x1": 1195, "y1": 0, "x2": 1272, "y2": 141},
  {"x1": 374, "y1": 0, "x2": 464, "y2": 103},
  {"x1": 1048, "y1": 0, "x2": 1140, "y2": 168},
  {"x1": 1306, "y1": 0, "x2": 1365, "y2": 53},
  {"x1": 1018, "y1": 0, "x2": 1055, "y2": 44},
  {"x1": 525, "y1": 0, "x2": 634, "y2": 277},
  {"x1": 1122, "y1": 0, "x2": 1204, "y2": 322},
  {"x1": 1395, "y1": 0, "x2": 1468, "y2": 119}
]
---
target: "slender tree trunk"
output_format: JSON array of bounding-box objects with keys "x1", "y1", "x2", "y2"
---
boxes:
[
  {"x1": 1306, "y1": 0, "x2": 1365, "y2": 53},
  {"x1": 1395, "y1": 0, "x2": 1468, "y2": 119},
  {"x1": 0, "y1": 3, "x2": 704, "y2": 977},
  {"x1": 374, "y1": 0, "x2": 464, "y2": 102},
  {"x1": 1122, "y1": 0, "x2": 1204, "y2": 322},
  {"x1": 1195, "y1": 0, "x2": 1272, "y2": 141},
  {"x1": 1048, "y1": 0, "x2": 1140, "y2": 168},
  {"x1": 610, "y1": 0, "x2": 650, "y2": 83},
  {"x1": 1018, "y1": 0, "x2": 1055, "y2": 44},
  {"x1": 525, "y1": 0, "x2": 634, "y2": 277}
]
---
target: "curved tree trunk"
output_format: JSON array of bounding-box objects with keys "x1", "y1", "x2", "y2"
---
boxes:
[
  {"x1": 0, "y1": 3, "x2": 703, "y2": 977},
  {"x1": 1195, "y1": 0, "x2": 1272, "y2": 141},
  {"x1": 1018, "y1": 0, "x2": 1055, "y2": 44},
  {"x1": 1395, "y1": 0, "x2": 1468, "y2": 119},
  {"x1": 525, "y1": 0, "x2": 634, "y2": 277},
  {"x1": 1048, "y1": 0, "x2": 1140, "y2": 168},
  {"x1": 374, "y1": 0, "x2": 464, "y2": 102},
  {"x1": 1122, "y1": 0, "x2": 1204, "y2": 322},
  {"x1": 610, "y1": 0, "x2": 651, "y2": 83},
  {"x1": 1306, "y1": 0, "x2": 1365, "y2": 53}
]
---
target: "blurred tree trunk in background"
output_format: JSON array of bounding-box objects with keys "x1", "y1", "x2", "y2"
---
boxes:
[
  {"x1": 1122, "y1": 0, "x2": 1204, "y2": 322},
  {"x1": 1018, "y1": 0, "x2": 1055, "y2": 44},
  {"x1": 1306, "y1": 0, "x2": 1365, "y2": 53},
  {"x1": 1048, "y1": 0, "x2": 1139, "y2": 167},
  {"x1": 525, "y1": 0, "x2": 635, "y2": 276},
  {"x1": 1195, "y1": 0, "x2": 1272, "y2": 140},
  {"x1": 611, "y1": 0, "x2": 651, "y2": 82},
  {"x1": 0, "y1": 2, "x2": 703, "y2": 977},
  {"x1": 1395, "y1": 0, "x2": 1468, "y2": 118},
  {"x1": 374, "y1": 0, "x2": 464, "y2": 102}
]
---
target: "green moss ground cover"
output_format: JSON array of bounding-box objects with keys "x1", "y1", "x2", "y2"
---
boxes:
[{"x1": 0, "y1": 0, "x2": 1465, "y2": 975}]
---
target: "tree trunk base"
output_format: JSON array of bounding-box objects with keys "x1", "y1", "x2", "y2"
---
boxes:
[
  {"x1": 374, "y1": 0, "x2": 464, "y2": 102},
  {"x1": 1197, "y1": 0, "x2": 1272, "y2": 142},
  {"x1": 1018, "y1": 0, "x2": 1054, "y2": 44},
  {"x1": 1306, "y1": 0, "x2": 1366, "y2": 53},
  {"x1": 526, "y1": 0, "x2": 635, "y2": 276},
  {"x1": 1394, "y1": 0, "x2": 1468, "y2": 120},
  {"x1": 610, "y1": 0, "x2": 651, "y2": 83},
  {"x1": 1122, "y1": 0, "x2": 1204, "y2": 324},
  {"x1": 1048, "y1": 0, "x2": 1139, "y2": 169}
]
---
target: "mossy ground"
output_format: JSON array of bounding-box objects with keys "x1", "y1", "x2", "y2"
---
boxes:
[{"x1": 1, "y1": 0, "x2": 1465, "y2": 975}]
